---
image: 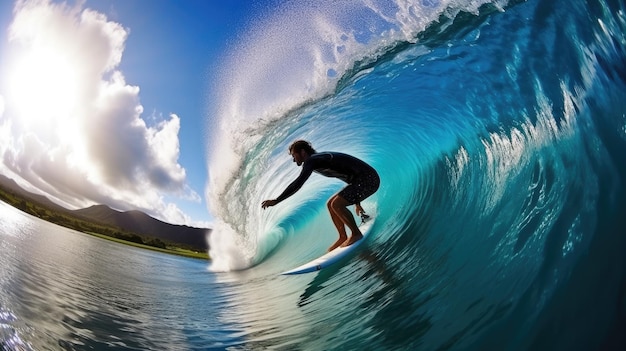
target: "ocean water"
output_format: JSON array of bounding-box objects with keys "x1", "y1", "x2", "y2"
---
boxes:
[
  {"x1": 2, "y1": 0, "x2": 626, "y2": 350},
  {"x1": 0, "y1": 201, "x2": 240, "y2": 350}
]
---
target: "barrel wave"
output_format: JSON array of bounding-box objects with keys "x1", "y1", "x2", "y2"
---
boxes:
[{"x1": 206, "y1": 0, "x2": 626, "y2": 349}]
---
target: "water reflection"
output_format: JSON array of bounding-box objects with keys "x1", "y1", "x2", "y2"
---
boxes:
[{"x1": 0, "y1": 203, "x2": 243, "y2": 350}]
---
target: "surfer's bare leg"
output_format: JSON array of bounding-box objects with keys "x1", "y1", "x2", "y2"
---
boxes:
[
  {"x1": 328, "y1": 195, "x2": 363, "y2": 248},
  {"x1": 327, "y1": 197, "x2": 348, "y2": 251}
]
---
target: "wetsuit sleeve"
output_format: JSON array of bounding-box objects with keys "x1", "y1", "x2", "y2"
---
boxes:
[{"x1": 275, "y1": 165, "x2": 314, "y2": 203}]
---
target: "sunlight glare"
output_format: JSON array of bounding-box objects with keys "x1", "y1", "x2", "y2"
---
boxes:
[{"x1": 6, "y1": 44, "x2": 83, "y2": 133}]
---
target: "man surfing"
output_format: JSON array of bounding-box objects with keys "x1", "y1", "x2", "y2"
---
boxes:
[{"x1": 261, "y1": 140, "x2": 380, "y2": 252}]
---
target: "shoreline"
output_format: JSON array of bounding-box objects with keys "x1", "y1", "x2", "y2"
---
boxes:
[
  {"x1": 0, "y1": 182, "x2": 209, "y2": 260},
  {"x1": 85, "y1": 231, "x2": 209, "y2": 260}
]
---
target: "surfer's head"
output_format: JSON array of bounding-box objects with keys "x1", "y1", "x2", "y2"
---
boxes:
[
  {"x1": 288, "y1": 140, "x2": 316, "y2": 155},
  {"x1": 289, "y1": 140, "x2": 316, "y2": 166}
]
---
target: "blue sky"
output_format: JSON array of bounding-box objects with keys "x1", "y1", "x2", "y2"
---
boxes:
[{"x1": 0, "y1": 0, "x2": 274, "y2": 227}]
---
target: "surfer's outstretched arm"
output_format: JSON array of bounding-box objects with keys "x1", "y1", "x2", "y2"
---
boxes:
[
  {"x1": 261, "y1": 178, "x2": 305, "y2": 209},
  {"x1": 261, "y1": 167, "x2": 313, "y2": 209}
]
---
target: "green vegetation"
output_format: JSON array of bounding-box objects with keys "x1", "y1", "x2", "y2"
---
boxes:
[
  {"x1": 0, "y1": 184, "x2": 208, "y2": 260},
  {"x1": 86, "y1": 232, "x2": 208, "y2": 259}
]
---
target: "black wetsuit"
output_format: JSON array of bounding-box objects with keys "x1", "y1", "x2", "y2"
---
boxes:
[{"x1": 275, "y1": 152, "x2": 380, "y2": 205}]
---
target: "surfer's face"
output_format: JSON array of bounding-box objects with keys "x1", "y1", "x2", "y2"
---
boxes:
[{"x1": 291, "y1": 149, "x2": 306, "y2": 166}]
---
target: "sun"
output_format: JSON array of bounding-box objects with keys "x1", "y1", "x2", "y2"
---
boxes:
[{"x1": 5, "y1": 43, "x2": 83, "y2": 134}]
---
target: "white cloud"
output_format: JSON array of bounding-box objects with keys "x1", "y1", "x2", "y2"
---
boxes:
[{"x1": 0, "y1": 0, "x2": 200, "y2": 225}]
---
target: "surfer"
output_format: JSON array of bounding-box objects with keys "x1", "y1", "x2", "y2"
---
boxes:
[{"x1": 261, "y1": 140, "x2": 380, "y2": 251}]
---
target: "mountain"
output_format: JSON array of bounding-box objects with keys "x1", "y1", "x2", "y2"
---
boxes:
[
  {"x1": 74, "y1": 205, "x2": 210, "y2": 251},
  {"x1": 0, "y1": 174, "x2": 69, "y2": 214},
  {"x1": 0, "y1": 174, "x2": 210, "y2": 251}
]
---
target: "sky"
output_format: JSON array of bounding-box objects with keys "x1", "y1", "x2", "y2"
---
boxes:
[{"x1": 0, "y1": 0, "x2": 269, "y2": 227}]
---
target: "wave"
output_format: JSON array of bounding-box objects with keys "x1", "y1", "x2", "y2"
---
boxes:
[
  {"x1": 204, "y1": 0, "x2": 626, "y2": 348},
  {"x1": 206, "y1": 0, "x2": 519, "y2": 271}
]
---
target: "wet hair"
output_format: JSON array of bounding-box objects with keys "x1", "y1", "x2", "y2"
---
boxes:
[{"x1": 288, "y1": 140, "x2": 316, "y2": 154}]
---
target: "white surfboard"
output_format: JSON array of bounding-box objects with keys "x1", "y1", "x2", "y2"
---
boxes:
[{"x1": 281, "y1": 219, "x2": 374, "y2": 275}]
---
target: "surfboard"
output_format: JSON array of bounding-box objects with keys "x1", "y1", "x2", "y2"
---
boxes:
[{"x1": 280, "y1": 219, "x2": 374, "y2": 275}]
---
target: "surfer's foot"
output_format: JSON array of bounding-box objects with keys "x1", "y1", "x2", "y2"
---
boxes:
[
  {"x1": 328, "y1": 236, "x2": 347, "y2": 252},
  {"x1": 341, "y1": 233, "x2": 363, "y2": 247}
]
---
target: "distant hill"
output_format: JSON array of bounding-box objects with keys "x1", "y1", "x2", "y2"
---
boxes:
[
  {"x1": 74, "y1": 205, "x2": 210, "y2": 251},
  {"x1": 0, "y1": 174, "x2": 69, "y2": 213},
  {"x1": 0, "y1": 174, "x2": 210, "y2": 251}
]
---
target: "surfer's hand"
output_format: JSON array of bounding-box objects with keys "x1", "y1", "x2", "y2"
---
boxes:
[
  {"x1": 262, "y1": 199, "x2": 278, "y2": 209},
  {"x1": 355, "y1": 204, "x2": 364, "y2": 216}
]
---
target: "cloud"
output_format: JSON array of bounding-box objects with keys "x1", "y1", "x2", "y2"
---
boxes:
[{"x1": 0, "y1": 0, "x2": 199, "y2": 225}]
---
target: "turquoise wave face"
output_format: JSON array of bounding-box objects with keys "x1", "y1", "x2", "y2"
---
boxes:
[{"x1": 206, "y1": 0, "x2": 625, "y2": 348}]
